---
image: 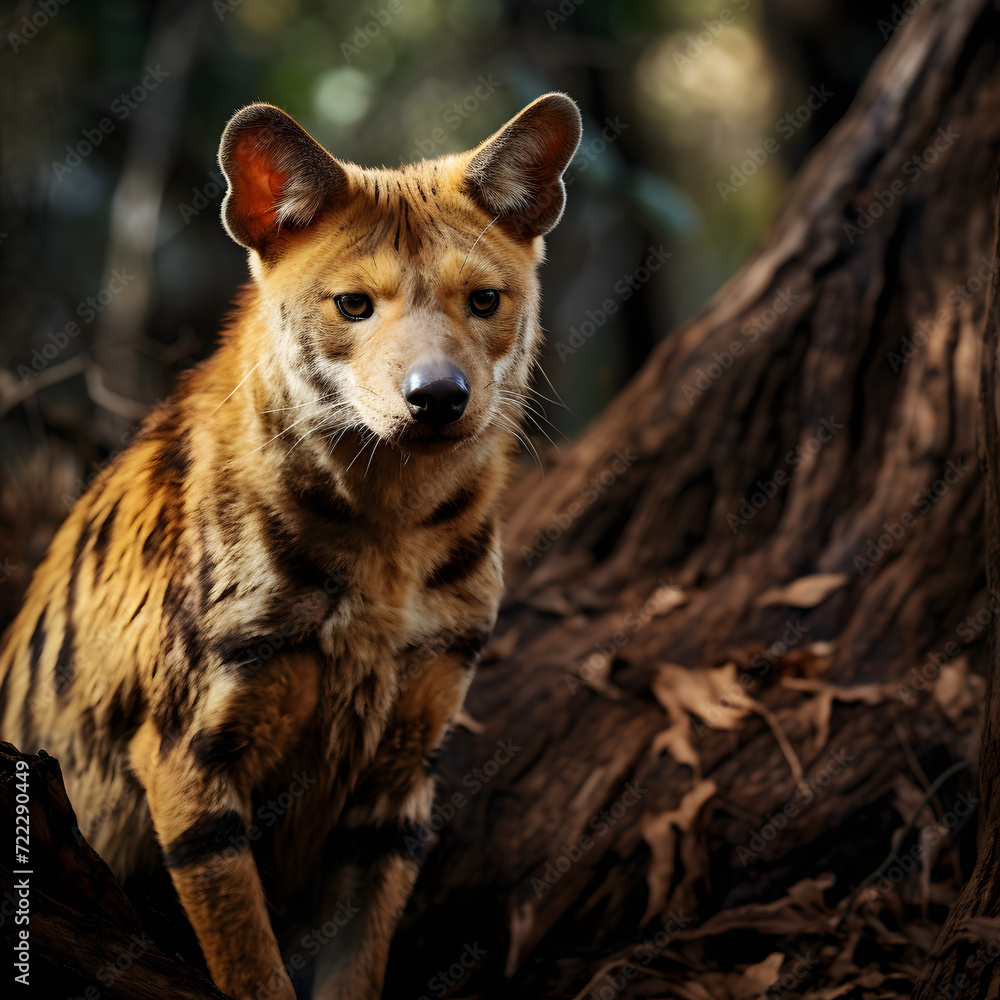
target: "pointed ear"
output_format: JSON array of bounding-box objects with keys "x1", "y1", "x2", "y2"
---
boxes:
[
  {"x1": 218, "y1": 103, "x2": 349, "y2": 257},
  {"x1": 464, "y1": 92, "x2": 582, "y2": 240}
]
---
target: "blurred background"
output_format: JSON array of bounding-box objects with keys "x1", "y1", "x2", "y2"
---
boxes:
[{"x1": 0, "y1": 0, "x2": 903, "y2": 623}]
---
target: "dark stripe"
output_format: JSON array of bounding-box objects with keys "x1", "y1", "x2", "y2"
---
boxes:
[
  {"x1": 55, "y1": 524, "x2": 90, "y2": 696},
  {"x1": 142, "y1": 509, "x2": 169, "y2": 566},
  {"x1": 54, "y1": 621, "x2": 76, "y2": 695},
  {"x1": 297, "y1": 483, "x2": 354, "y2": 523},
  {"x1": 162, "y1": 810, "x2": 247, "y2": 869},
  {"x1": 199, "y1": 544, "x2": 216, "y2": 610},
  {"x1": 154, "y1": 425, "x2": 191, "y2": 483},
  {"x1": 27, "y1": 607, "x2": 48, "y2": 695},
  {"x1": 214, "y1": 632, "x2": 284, "y2": 671},
  {"x1": 128, "y1": 589, "x2": 149, "y2": 624},
  {"x1": 105, "y1": 680, "x2": 144, "y2": 742},
  {"x1": 450, "y1": 628, "x2": 490, "y2": 664},
  {"x1": 190, "y1": 724, "x2": 251, "y2": 773},
  {"x1": 157, "y1": 679, "x2": 190, "y2": 756},
  {"x1": 393, "y1": 216, "x2": 401, "y2": 252},
  {"x1": 426, "y1": 522, "x2": 495, "y2": 589},
  {"x1": 423, "y1": 486, "x2": 477, "y2": 527},
  {"x1": 93, "y1": 497, "x2": 121, "y2": 586},
  {"x1": 214, "y1": 582, "x2": 238, "y2": 605}
]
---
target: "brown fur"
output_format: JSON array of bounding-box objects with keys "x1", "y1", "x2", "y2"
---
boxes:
[{"x1": 0, "y1": 95, "x2": 580, "y2": 998}]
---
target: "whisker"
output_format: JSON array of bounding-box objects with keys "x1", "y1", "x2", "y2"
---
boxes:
[
  {"x1": 259, "y1": 392, "x2": 339, "y2": 415},
  {"x1": 244, "y1": 409, "x2": 319, "y2": 458},
  {"x1": 535, "y1": 363, "x2": 571, "y2": 413},
  {"x1": 459, "y1": 214, "x2": 501, "y2": 274},
  {"x1": 211, "y1": 360, "x2": 261, "y2": 415}
]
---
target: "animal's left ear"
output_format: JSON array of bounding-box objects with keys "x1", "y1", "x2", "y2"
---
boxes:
[{"x1": 464, "y1": 92, "x2": 582, "y2": 240}]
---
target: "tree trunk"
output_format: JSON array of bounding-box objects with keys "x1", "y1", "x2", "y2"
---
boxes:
[
  {"x1": 383, "y1": 0, "x2": 1000, "y2": 996},
  {"x1": 5, "y1": 1, "x2": 1000, "y2": 997},
  {"x1": 910, "y1": 161, "x2": 1000, "y2": 1000},
  {"x1": 0, "y1": 742, "x2": 227, "y2": 999}
]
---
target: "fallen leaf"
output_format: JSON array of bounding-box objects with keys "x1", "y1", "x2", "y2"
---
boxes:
[
  {"x1": 652, "y1": 662, "x2": 750, "y2": 732},
  {"x1": 640, "y1": 778, "x2": 717, "y2": 925},
  {"x1": 756, "y1": 573, "x2": 849, "y2": 609}
]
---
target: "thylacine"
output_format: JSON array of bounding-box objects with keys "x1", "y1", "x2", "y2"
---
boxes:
[{"x1": 0, "y1": 93, "x2": 581, "y2": 998}]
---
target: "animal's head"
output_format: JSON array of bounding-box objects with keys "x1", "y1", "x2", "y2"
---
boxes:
[{"x1": 217, "y1": 93, "x2": 581, "y2": 460}]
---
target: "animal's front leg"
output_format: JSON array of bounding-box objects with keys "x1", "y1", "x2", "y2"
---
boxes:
[
  {"x1": 131, "y1": 718, "x2": 296, "y2": 1000},
  {"x1": 128, "y1": 653, "x2": 320, "y2": 1000},
  {"x1": 311, "y1": 634, "x2": 485, "y2": 998},
  {"x1": 307, "y1": 822, "x2": 422, "y2": 999}
]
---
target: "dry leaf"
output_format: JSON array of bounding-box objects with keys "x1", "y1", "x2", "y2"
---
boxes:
[
  {"x1": 782, "y1": 678, "x2": 892, "y2": 750},
  {"x1": 740, "y1": 953, "x2": 787, "y2": 997},
  {"x1": 934, "y1": 656, "x2": 985, "y2": 723},
  {"x1": 640, "y1": 779, "x2": 717, "y2": 925},
  {"x1": 652, "y1": 662, "x2": 750, "y2": 731},
  {"x1": 505, "y1": 900, "x2": 535, "y2": 977},
  {"x1": 756, "y1": 573, "x2": 849, "y2": 608},
  {"x1": 677, "y1": 874, "x2": 837, "y2": 940}
]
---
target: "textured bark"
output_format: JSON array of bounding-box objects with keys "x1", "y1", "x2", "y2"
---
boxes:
[
  {"x1": 910, "y1": 167, "x2": 1000, "y2": 1000},
  {"x1": 0, "y1": 742, "x2": 226, "y2": 999},
  {"x1": 4, "y1": 1, "x2": 1000, "y2": 997},
  {"x1": 383, "y1": 0, "x2": 1000, "y2": 995}
]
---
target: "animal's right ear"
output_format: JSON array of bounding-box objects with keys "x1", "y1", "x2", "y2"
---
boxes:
[{"x1": 218, "y1": 103, "x2": 349, "y2": 258}]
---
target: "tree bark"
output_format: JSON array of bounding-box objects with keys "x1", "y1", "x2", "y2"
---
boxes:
[
  {"x1": 383, "y1": 0, "x2": 1000, "y2": 996},
  {"x1": 4, "y1": 1, "x2": 1000, "y2": 997},
  {"x1": 910, "y1": 165, "x2": 1000, "y2": 1000},
  {"x1": 0, "y1": 742, "x2": 227, "y2": 999}
]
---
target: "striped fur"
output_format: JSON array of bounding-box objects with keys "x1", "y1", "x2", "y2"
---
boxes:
[{"x1": 0, "y1": 94, "x2": 581, "y2": 999}]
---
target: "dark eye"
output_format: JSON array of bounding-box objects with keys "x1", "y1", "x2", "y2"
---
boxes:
[
  {"x1": 334, "y1": 293, "x2": 373, "y2": 320},
  {"x1": 469, "y1": 289, "x2": 499, "y2": 317}
]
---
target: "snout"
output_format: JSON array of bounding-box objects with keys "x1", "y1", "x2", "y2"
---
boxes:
[{"x1": 403, "y1": 361, "x2": 470, "y2": 425}]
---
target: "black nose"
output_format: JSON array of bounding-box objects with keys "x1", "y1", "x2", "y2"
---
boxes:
[{"x1": 403, "y1": 363, "x2": 470, "y2": 425}]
